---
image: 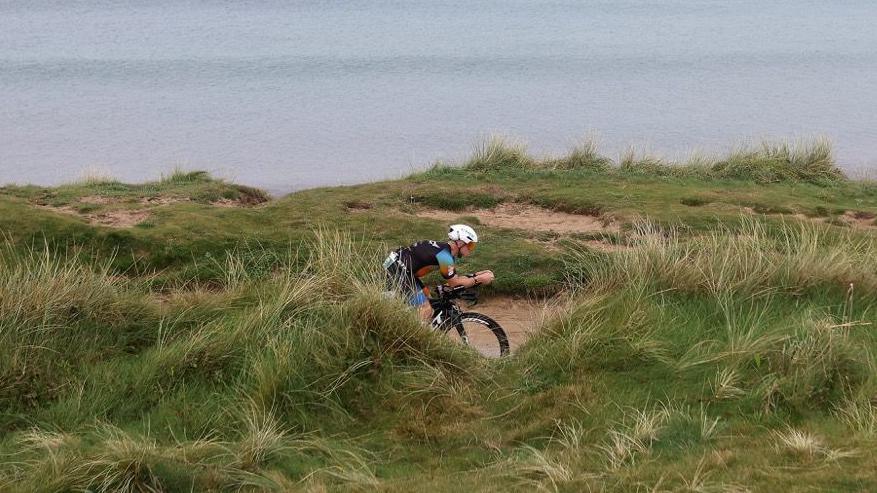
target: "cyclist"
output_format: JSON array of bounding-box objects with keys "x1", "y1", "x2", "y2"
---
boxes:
[{"x1": 384, "y1": 224, "x2": 495, "y2": 321}]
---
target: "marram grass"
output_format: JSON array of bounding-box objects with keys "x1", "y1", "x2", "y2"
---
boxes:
[
  {"x1": 2, "y1": 217, "x2": 877, "y2": 490},
  {"x1": 457, "y1": 135, "x2": 845, "y2": 184}
]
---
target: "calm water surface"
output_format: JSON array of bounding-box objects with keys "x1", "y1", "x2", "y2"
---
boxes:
[{"x1": 2, "y1": 1, "x2": 876, "y2": 193}]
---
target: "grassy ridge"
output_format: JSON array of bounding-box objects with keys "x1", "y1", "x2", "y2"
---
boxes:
[
  {"x1": 2, "y1": 139, "x2": 877, "y2": 490},
  {"x1": 2, "y1": 220, "x2": 877, "y2": 490},
  {"x1": 460, "y1": 135, "x2": 842, "y2": 184},
  {"x1": 4, "y1": 137, "x2": 876, "y2": 295}
]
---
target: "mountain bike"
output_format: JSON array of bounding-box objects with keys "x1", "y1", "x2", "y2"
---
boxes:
[{"x1": 429, "y1": 285, "x2": 510, "y2": 357}]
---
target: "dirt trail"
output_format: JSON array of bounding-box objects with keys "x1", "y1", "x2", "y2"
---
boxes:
[
  {"x1": 416, "y1": 203, "x2": 618, "y2": 234},
  {"x1": 450, "y1": 295, "x2": 557, "y2": 355}
]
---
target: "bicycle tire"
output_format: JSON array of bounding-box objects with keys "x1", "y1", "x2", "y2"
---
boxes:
[{"x1": 450, "y1": 312, "x2": 510, "y2": 358}]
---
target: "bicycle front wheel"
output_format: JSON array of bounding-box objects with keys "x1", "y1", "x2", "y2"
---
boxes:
[{"x1": 448, "y1": 312, "x2": 510, "y2": 358}]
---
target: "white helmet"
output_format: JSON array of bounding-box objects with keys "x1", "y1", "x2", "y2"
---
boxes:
[{"x1": 448, "y1": 224, "x2": 478, "y2": 244}]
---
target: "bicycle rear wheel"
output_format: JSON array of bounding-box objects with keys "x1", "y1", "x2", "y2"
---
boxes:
[{"x1": 446, "y1": 312, "x2": 509, "y2": 358}]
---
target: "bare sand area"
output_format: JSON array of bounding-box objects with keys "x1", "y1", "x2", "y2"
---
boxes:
[
  {"x1": 451, "y1": 295, "x2": 561, "y2": 355},
  {"x1": 33, "y1": 196, "x2": 255, "y2": 228},
  {"x1": 416, "y1": 203, "x2": 618, "y2": 234},
  {"x1": 34, "y1": 204, "x2": 152, "y2": 228}
]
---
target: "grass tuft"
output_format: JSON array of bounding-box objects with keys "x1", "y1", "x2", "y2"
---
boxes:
[
  {"x1": 618, "y1": 146, "x2": 672, "y2": 176},
  {"x1": 76, "y1": 166, "x2": 118, "y2": 185},
  {"x1": 835, "y1": 396, "x2": 877, "y2": 437},
  {"x1": 547, "y1": 138, "x2": 612, "y2": 172},
  {"x1": 712, "y1": 138, "x2": 843, "y2": 184},
  {"x1": 773, "y1": 427, "x2": 825, "y2": 462},
  {"x1": 505, "y1": 445, "x2": 575, "y2": 492},
  {"x1": 235, "y1": 404, "x2": 290, "y2": 469},
  {"x1": 464, "y1": 136, "x2": 535, "y2": 171},
  {"x1": 159, "y1": 168, "x2": 212, "y2": 184}
]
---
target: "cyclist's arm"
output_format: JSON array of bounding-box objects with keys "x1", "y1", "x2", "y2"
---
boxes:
[
  {"x1": 446, "y1": 270, "x2": 494, "y2": 288},
  {"x1": 437, "y1": 248, "x2": 495, "y2": 288}
]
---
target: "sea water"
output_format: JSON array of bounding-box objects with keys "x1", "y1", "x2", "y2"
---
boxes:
[{"x1": 2, "y1": 0, "x2": 876, "y2": 193}]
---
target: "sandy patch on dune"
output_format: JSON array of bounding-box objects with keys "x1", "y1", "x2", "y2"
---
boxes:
[
  {"x1": 344, "y1": 200, "x2": 373, "y2": 212},
  {"x1": 211, "y1": 198, "x2": 243, "y2": 208},
  {"x1": 839, "y1": 210, "x2": 876, "y2": 228},
  {"x1": 804, "y1": 210, "x2": 877, "y2": 229},
  {"x1": 80, "y1": 195, "x2": 117, "y2": 205},
  {"x1": 416, "y1": 203, "x2": 618, "y2": 234},
  {"x1": 211, "y1": 196, "x2": 270, "y2": 208},
  {"x1": 746, "y1": 206, "x2": 877, "y2": 229},
  {"x1": 33, "y1": 192, "x2": 265, "y2": 228},
  {"x1": 140, "y1": 196, "x2": 190, "y2": 206},
  {"x1": 35, "y1": 204, "x2": 151, "y2": 228},
  {"x1": 525, "y1": 237, "x2": 628, "y2": 253},
  {"x1": 447, "y1": 295, "x2": 562, "y2": 355},
  {"x1": 90, "y1": 210, "x2": 151, "y2": 228}
]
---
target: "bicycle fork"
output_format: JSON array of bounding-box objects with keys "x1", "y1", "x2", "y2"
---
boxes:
[{"x1": 431, "y1": 311, "x2": 469, "y2": 345}]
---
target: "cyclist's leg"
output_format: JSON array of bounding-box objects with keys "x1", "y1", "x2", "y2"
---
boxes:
[
  {"x1": 387, "y1": 263, "x2": 432, "y2": 322},
  {"x1": 410, "y1": 280, "x2": 432, "y2": 322},
  {"x1": 386, "y1": 261, "x2": 412, "y2": 297}
]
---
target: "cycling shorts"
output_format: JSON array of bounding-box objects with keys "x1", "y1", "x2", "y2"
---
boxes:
[{"x1": 385, "y1": 258, "x2": 428, "y2": 306}]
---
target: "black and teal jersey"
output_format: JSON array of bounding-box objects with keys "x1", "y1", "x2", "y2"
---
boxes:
[{"x1": 396, "y1": 240, "x2": 457, "y2": 280}]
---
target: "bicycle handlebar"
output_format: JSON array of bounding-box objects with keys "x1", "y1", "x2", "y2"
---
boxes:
[{"x1": 432, "y1": 284, "x2": 479, "y2": 304}]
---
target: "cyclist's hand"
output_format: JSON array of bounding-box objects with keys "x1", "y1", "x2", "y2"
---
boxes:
[
  {"x1": 474, "y1": 270, "x2": 495, "y2": 285},
  {"x1": 440, "y1": 284, "x2": 466, "y2": 293}
]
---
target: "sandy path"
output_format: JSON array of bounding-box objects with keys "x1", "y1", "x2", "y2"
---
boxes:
[
  {"x1": 444, "y1": 295, "x2": 554, "y2": 356},
  {"x1": 416, "y1": 203, "x2": 618, "y2": 234}
]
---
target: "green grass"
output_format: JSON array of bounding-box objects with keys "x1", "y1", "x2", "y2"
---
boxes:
[{"x1": 2, "y1": 144, "x2": 877, "y2": 490}]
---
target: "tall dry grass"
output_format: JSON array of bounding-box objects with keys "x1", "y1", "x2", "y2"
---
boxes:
[
  {"x1": 526, "y1": 217, "x2": 877, "y2": 414},
  {"x1": 0, "y1": 229, "x2": 491, "y2": 489},
  {"x1": 0, "y1": 241, "x2": 157, "y2": 409},
  {"x1": 464, "y1": 136, "x2": 535, "y2": 171},
  {"x1": 567, "y1": 217, "x2": 877, "y2": 296},
  {"x1": 458, "y1": 135, "x2": 844, "y2": 184},
  {"x1": 713, "y1": 138, "x2": 841, "y2": 183}
]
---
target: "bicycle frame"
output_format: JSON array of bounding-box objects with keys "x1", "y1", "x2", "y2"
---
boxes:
[
  {"x1": 428, "y1": 286, "x2": 471, "y2": 332},
  {"x1": 426, "y1": 285, "x2": 509, "y2": 357},
  {"x1": 429, "y1": 296, "x2": 461, "y2": 330}
]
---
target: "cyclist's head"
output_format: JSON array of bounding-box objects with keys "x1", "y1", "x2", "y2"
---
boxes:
[{"x1": 448, "y1": 224, "x2": 478, "y2": 257}]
